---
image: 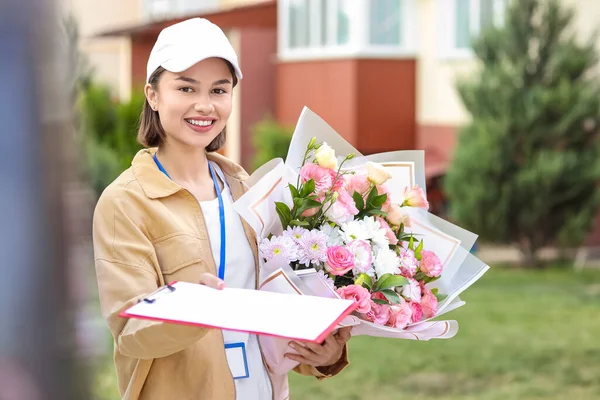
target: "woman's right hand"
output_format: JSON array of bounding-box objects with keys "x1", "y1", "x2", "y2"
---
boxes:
[{"x1": 199, "y1": 273, "x2": 225, "y2": 290}]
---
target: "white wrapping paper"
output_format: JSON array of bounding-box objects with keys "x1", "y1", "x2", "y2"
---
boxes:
[{"x1": 234, "y1": 107, "x2": 491, "y2": 376}]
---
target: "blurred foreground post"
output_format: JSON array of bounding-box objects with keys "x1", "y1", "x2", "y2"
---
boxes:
[{"x1": 0, "y1": 0, "x2": 90, "y2": 399}]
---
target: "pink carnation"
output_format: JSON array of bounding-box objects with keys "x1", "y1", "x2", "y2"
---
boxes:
[
  {"x1": 325, "y1": 245, "x2": 355, "y2": 276},
  {"x1": 337, "y1": 284, "x2": 371, "y2": 314},
  {"x1": 421, "y1": 289, "x2": 438, "y2": 319},
  {"x1": 344, "y1": 174, "x2": 371, "y2": 198},
  {"x1": 420, "y1": 250, "x2": 443, "y2": 277},
  {"x1": 328, "y1": 169, "x2": 344, "y2": 192},
  {"x1": 399, "y1": 249, "x2": 418, "y2": 277},
  {"x1": 363, "y1": 301, "x2": 391, "y2": 325},
  {"x1": 324, "y1": 189, "x2": 359, "y2": 225},
  {"x1": 300, "y1": 163, "x2": 333, "y2": 196},
  {"x1": 410, "y1": 302, "x2": 423, "y2": 323},
  {"x1": 388, "y1": 303, "x2": 412, "y2": 329}
]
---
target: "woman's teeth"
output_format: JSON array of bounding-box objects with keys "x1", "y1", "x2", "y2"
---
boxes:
[{"x1": 187, "y1": 119, "x2": 213, "y2": 126}]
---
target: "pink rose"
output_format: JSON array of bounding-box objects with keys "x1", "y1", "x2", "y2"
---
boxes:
[
  {"x1": 363, "y1": 301, "x2": 391, "y2": 325},
  {"x1": 377, "y1": 217, "x2": 398, "y2": 245},
  {"x1": 301, "y1": 207, "x2": 319, "y2": 217},
  {"x1": 324, "y1": 189, "x2": 359, "y2": 225},
  {"x1": 421, "y1": 289, "x2": 438, "y2": 319},
  {"x1": 377, "y1": 184, "x2": 392, "y2": 213},
  {"x1": 402, "y1": 185, "x2": 429, "y2": 209},
  {"x1": 420, "y1": 250, "x2": 443, "y2": 277},
  {"x1": 388, "y1": 303, "x2": 412, "y2": 329},
  {"x1": 399, "y1": 249, "x2": 418, "y2": 277},
  {"x1": 347, "y1": 240, "x2": 373, "y2": 273},
  {"x1": 300, "y1": 163, "x2": 333, "y2": 196},
  {"x1": 410, "y1": 302, "x2": 423, "y2": 323},
  {"x1": 344, "y1": 174, "x2": 371, "y2": 198},
  {"x1": 325, "y1": 245, "x2": 355, "y2": 276},
  {"x1": 337, "y1": 284, "x2": 372, "y2": 314}
]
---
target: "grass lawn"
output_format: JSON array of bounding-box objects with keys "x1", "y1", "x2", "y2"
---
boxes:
[{"x1": 94, "y1": 267, "x2": 600, "y2": 400}]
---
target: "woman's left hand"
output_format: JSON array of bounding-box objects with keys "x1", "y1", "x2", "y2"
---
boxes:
[{"x1": 284, "y1": 326, "x2": 352, "y2": 367}]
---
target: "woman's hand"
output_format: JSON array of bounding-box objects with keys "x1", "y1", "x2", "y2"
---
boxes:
[
  {"x1": 284, "y1": 326, "x2": 352, "y2": 367},
  {"x1": 199, "y1": 273, "x2": 225, "y2": 290}
]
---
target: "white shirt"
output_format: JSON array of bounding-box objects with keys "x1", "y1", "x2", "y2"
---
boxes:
[{"x1": 199, "y1": 162, "x2": 273, "y2": 400}]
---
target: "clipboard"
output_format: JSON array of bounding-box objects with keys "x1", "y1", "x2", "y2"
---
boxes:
[{"x1": 120, "y1": 281, "x2": 357, "y2": 343}]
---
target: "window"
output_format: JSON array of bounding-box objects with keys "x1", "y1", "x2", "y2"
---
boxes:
[
  {"x1": 369, "y1": 0, "x2": 402, "y2": 46},
  {"x1": 279, "y1": 0, "x2": 417, "y2": 60},
  {"x1": 440, "y1": 0, "x2": 507, "y2": 57}
]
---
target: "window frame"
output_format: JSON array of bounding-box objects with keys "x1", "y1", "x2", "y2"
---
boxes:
[
  {"x1": 438, "y1": 0, "x2": 506, "y2": 60},
  {"x1": 278, "y1": 0, "x2": 417, "y2": 61}
]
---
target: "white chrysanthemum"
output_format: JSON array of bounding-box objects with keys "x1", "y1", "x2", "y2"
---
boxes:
[
  {"x1": 319, "y1": 223, "x2": 344, "y2": 246},
  {"x1": 361, "y1": 216, "x2": 389, "y2": 248},
  {"x1": 296, "y1": 229, "x2": 329, "y2": 267},
  {"x1": 283, "y1": 226, "x2": 308, "y2": 243},
  {"x1": 259, "y1": 235, "x2": 299, "y2": 263},
  {"x1": 373, "y1": 247, "x2": 400, "y2": 278},
  {"x1": 339, "y1": 220, "x2": 369, "y2": 243}
]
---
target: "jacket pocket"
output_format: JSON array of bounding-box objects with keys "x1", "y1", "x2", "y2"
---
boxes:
[{"x1": 153, "y1": 234, "x2": 212, "y2": 283}]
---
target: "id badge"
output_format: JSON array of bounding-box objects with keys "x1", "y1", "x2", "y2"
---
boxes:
[{"x1": 225, "y1": 342, "x2": 250, "y2": 379}]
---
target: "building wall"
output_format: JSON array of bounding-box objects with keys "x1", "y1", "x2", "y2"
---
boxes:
[
  {"x1": 239, "y1": 27, "x2": 277, "y2": 171},
  {"x1": 60, "y1": 0, "x2": 142, "y2": 101},
  {"x1": 276, "y1": 58, "x2": 416, "y2": 155}
]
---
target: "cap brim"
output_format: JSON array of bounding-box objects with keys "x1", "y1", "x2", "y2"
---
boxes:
[{"x1": 162, "y1": 53, "x2": 243, "y2": 80}]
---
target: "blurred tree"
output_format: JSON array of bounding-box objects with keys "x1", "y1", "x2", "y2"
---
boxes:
[
  {"x1": 444, "y1": 0, "x2": 600, "y2": 266},
  {"x1": 250, "y1": 115, "x2": 293, "y2": 171},
  {"x1": 77, "y1": 84, "x2": 144, "y2": 197}
]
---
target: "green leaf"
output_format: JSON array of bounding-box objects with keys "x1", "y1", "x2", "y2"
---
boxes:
[
  {"x1": 431, "y1": 288, "x2": 439, "y2": 296},
  {"x1": 372, "y1": 299, "x2": 389, "y2": 305},
  {"x1": 352, "y1": 191, "x2": 365, "y2": 210},
  {"x1": 365, "y1": 186, "x2": 379, "y2": 209},
  {"x1": 289, "y1": 219, "x2": 311, "y2": 227},
  {"x1": 288, "y1": 184, "x2": 300, "y2": 199},
  {"x1": 275, "y1": 202, "x2": 292, "y2": 229},
  {"x1": 414, "y1": 271, "x2": 427, "y2": 281},
  {"x1": 379, "y1": 289, "x2": 402, "y2": 304},
  {"x1": 374, "y1": 274, "x2": 409, "y2": 291},
  {"x1": 296, "y1": 199, "x2": 322, "y2": 216},
  {"x1": 435, "y1": 293, "x2": 448, "y2": 303},
  {"x1": 354, "y1": 273, "x2": 373, "y2": 290},
  {"x1": 408, "y1": 236, "x2": 415, "y2": 250},
  {"x1": 300, "y1": 179, "x2": 315, "y2": 197},
  {"x1": 415, "y1": 239, "x2": 424, "y2": 260},
  {"x1": 367, "y1": 209, "x2": 388, "y2": 218},
  {"x1": 371, "y1": 193, "x2": 388, "y2": 208}
]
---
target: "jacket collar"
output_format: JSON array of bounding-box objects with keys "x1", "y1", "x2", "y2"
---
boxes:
[{"x1": 132, "y1": 147, "x2": 249, "y2": 200}]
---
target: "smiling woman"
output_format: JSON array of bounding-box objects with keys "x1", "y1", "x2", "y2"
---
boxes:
[{"x1": 91, "y1": 17, "x2": 351, "y2": 400}]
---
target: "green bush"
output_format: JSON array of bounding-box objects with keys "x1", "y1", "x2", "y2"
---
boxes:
[
  {"x1": 250, "y1": 116, "x2": 293, "y2": 171},
  {"x1": 77, "y1": 84, "x2": 144, "y2": 196}
]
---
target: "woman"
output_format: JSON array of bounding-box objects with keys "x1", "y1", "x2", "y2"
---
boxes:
[{"x1": 92, "y1": 18, "x2": 351, "y2": 400}]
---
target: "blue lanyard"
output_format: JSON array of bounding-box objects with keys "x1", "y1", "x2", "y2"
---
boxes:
[{"x1": 153, "y1": 153, "x2": 227, "y2": 280}]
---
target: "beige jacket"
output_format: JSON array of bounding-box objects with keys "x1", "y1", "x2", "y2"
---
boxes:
[{"x1": 92, "y1": 148, "x2": 348, "y2": 400}]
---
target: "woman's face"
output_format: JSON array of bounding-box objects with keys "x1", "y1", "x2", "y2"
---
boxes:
[{"x1": 146, "y1": 57, "x2": 234, "y2": 150}]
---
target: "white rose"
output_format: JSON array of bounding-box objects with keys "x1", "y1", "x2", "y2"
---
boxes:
[
  {"x1": 365, "y1": 162, "x2": 392, "y2": 185},
  {"x1": 314, "y1": 142, "x2": 338, "y2": 170}
]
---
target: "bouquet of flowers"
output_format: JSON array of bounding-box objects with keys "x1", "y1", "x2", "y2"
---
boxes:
[
  {"x1": 259, "y1": 137, "x2": 444, "y2": 330},
  {"x1": 234, "y1": 107, "x2": 489, "y2": 375}
]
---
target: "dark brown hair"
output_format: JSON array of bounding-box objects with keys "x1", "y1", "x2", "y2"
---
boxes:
[{"x1": 137, "y1": 61, "x2": 239, "y2": 152}]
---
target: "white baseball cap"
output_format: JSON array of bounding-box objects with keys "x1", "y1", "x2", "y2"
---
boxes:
[{"x1": 146, "y1": 18, "x2": 243, "y2": 83}]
